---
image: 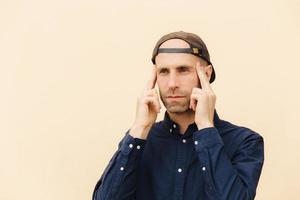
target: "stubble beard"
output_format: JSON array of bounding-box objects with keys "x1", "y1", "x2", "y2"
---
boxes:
[{"x1": 159, "y1": 90, "x2": 191, "y2": 114}]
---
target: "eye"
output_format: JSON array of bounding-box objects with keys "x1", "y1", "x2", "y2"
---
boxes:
[
  {"x1": 159, "y1": 69, "x2": 168, "y2": 74},
  {"x1": 178, "y1": 67, "x2": 190, "y2": 72}
]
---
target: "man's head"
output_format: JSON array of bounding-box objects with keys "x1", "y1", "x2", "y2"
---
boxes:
[{"x1": 151, "y1": 31, "x2": 215, "y2": 113}]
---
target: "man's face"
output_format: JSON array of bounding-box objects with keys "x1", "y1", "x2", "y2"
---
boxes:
[{"x1": 155, "y1": 39, "x2": 210, "y2": 113}]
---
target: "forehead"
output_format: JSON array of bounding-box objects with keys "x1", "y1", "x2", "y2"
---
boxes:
[
  {"x1": 156, "y1": 39, "x2": 199, "y2": 69},
  {"x1": 155, "y1": 53, "x2": 198, "y2": 69}
]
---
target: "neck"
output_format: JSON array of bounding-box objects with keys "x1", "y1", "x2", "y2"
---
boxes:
[{"x1": 168, "y1": 109, "x2": 195, "y2": 134}]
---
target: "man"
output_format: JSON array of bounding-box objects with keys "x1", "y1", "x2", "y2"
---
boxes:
[{"x1": 92, "y1": 31, "x2": 264, "y2": 200}]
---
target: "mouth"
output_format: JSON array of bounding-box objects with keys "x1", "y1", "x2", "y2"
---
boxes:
[{"x1": 167, "y1": 96, "x2": 185, "y2": 99}]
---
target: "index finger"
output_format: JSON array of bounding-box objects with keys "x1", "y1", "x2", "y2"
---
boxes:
[
  {"x1": 145, "y1": 65, "x2": 157, "y2": 90},
  {"x1": 195, "y1": 61, "x2": 211, "y2": 90}
]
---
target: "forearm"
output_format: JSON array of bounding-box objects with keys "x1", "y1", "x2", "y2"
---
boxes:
[
  {"x1": 193, "y1": 127, "x2": 264, "y2": 200},
  {"x1": 93, "y1": 131, "x2": 147, "y2": 200},
  {"x1": 129, "y1": 124, "x2": 152, "y2": 140}
]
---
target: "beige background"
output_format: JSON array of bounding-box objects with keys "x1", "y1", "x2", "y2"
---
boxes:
[{"x1": 1, "y1": 0, "x2": 299, "y2": 199}]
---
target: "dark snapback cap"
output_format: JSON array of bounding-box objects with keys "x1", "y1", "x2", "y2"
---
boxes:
[{"x1": 151, "y1": 31, "x2": 216, "y2": 83}]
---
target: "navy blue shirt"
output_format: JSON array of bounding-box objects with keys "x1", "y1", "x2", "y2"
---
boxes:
[{"x1": 92, "y1": 109, "x2": 264, "y2": 200}]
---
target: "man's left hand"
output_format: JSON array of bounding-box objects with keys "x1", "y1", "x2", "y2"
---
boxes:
[{"x1": 190, "y1": 61, "x2": 217, "y2": 130}]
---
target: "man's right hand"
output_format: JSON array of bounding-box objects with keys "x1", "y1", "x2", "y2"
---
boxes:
[{"x1": 129, "y1": 65, "x2": 161, "y2": 140}]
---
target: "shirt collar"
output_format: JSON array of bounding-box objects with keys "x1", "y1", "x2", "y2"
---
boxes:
[{"x1": 162, "y1": 109, "x2": 221, "y2": 136}]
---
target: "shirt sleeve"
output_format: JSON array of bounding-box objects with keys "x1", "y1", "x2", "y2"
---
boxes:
[
  {"x1": 193, "y1": 127, "x2": 264, "y2": 200},
  {"x1": 92, "y1": 129, "x2": 147, "y2": 200}
]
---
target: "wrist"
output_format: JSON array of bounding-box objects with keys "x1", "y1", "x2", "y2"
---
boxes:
[
  {"x1": 196, "y1": 122, "x2": 214, "y2": 131},
  {"x1": 129, "y1": 124, "x2": 151, "y2": 140}
]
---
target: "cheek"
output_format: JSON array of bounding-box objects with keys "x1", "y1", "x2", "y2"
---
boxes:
[
  {"x1": 156, "y1": 78, "x2": 162, "y2": 88},
  {"x1": 157, "y1": 77, "x2": 167, "y2": 88},
  {"x1": 181, "y1": 74, "x2": 200, "y2": 89},
  {"x1": 156, "y1": 78, "x2": 166, "y2": 93}
]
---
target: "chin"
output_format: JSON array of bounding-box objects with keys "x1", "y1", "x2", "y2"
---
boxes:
[{"x1": 167, "y1": 105, "x2": 189, "y2": 113}]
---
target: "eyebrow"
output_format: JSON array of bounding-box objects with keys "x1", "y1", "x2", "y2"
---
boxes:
[{"x1": 157, "y1": 65, "x2": 193, "y2": 70}]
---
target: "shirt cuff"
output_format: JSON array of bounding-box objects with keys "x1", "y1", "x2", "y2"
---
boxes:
[
  {"x1": 193, "y1": 127, "x2": 224, "y2": 152},
  {"x1": 119, "y1": 132, "x2": 147, "y2": 156}
]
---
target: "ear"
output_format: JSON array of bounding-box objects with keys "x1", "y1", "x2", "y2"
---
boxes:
[
  {"x1": 204, "y1": 64, "x2": 213, "y2": 82},
  {"x1": 198, "y1": 58, "x2": 212, "y2": 82}
]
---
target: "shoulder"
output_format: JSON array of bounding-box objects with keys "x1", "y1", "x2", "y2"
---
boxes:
[
  {"x1": 217, "y1": 119, "x2": 264, "y2": 156},
  {"x1": 218, "y1": 119, "x2": 263, "y2": 140},
  {"x1": 215, "y1": 119, "x2": 264, "y2": 161}
]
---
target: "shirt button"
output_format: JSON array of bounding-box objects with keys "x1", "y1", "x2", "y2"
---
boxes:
[
  {"x1": 136, "y1": 145, "x2": 141, "y2": 150},
  {"x1": 182, "y1": 139, "x2": 186, "y2": 143},
  {"x1": 120, "y1": 167, "x2": 124, "y2": 171},
  {"x1": 129, "y1": 144, "x2": 133, "y2": 148},
  {"x1": 194, "y1": 141, "x2": 198, "y2": 145},
  {"x1": 177, "y1": 168, "x2": 182, "y2": 173},
  {"x1": 173, "y1": 124, "x2": 177, "y2": 128},
  {"x1": 202, "y1": 166, "x2": 206, "y2": 171},
  {"x1": 169, "y1": 129, "x2": 173, "y2": 133}
]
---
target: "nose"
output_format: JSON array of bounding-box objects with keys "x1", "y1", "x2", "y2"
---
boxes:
[{"x1": 168, "y1": 71, "x2": 179, "y2": 90}]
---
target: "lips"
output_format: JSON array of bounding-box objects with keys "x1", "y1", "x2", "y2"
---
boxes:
[{"x1": 167, "y1": 96, "x2": 185, "y2": 98}]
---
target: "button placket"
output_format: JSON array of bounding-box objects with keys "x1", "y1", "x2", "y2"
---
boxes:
[{"x1": 174, "y1": 137, "x2": 186, "y2": 198}]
